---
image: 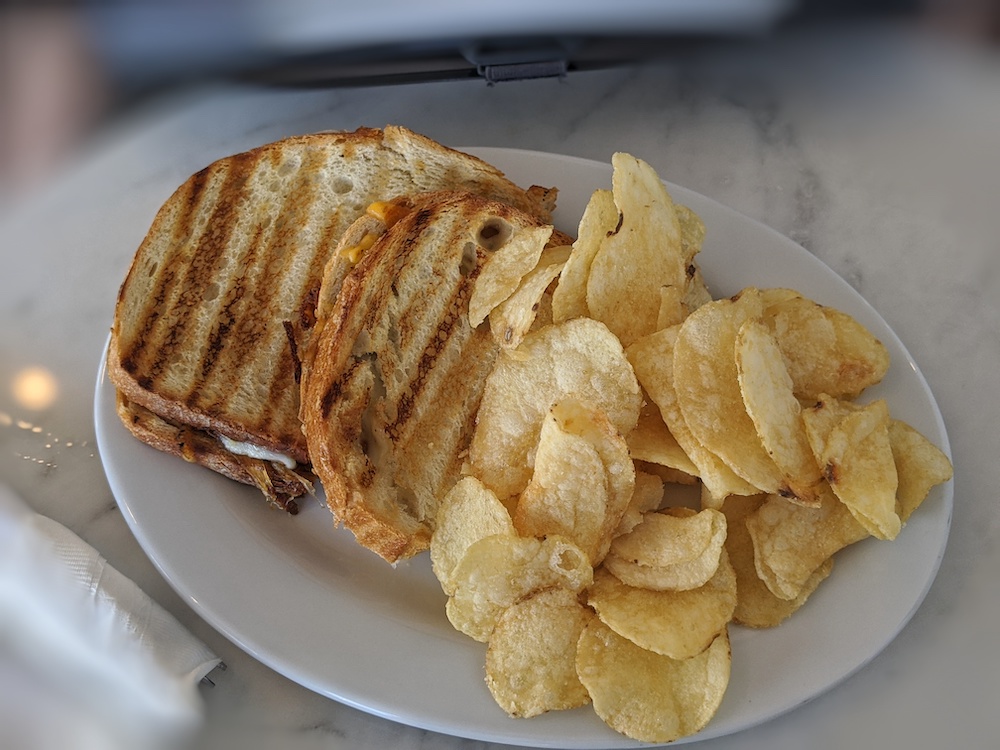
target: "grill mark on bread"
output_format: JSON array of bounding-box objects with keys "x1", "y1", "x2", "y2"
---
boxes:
[
  {"x1": 119, "y1": 166, "x2": 213, "y2": 380},
  {"x1": 131, "y1": 158, "x2": 247, "y2": 399},
  {"x1": 195, "y1": 147, "x2": 326, "y2": 433}
]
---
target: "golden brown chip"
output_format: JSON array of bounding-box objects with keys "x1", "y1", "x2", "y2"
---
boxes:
[
  {"x1": 672, "y1": 288, "x2": 785, "y2": 493},
  {"x1": 551, "y1": 189, "x2": 617, "y2": 323},
  {"x1": 735, "y1": 318, "x2": 823, "y2": 505},
  {"x1": 604, "y1": 508, "x2": 727, "y2": 591},
  {"x1": 824, "y1": 306, "x2": 891, "y2": 398},
  {"x1": 762, "y1": 294, "x2": 889, "y2": 400},
  {"x1": 721, "y1": 494, "x2": 834, "y2": 628},
  {"x1": 588, "y1": 552, "x2": 736, "y2": 660},
  {"x1": 889, "y1": 418, "x2": 953, "y2": 522},
  {"x1": 576, "y1": 618, "x2": 731, "y2": 743},
  {"x1": 656, "y1": 284, "x2": 688, "y2": 330},
  {"x1": 485, "y1": 587, "x2": 593, "y2": 718},
  {"x1": 469, "y1": 318, "x2": 641, "y2": 501},
  {"x1": 514, "y1": 399, "x2": 635, "y2": 564},
  {"x1": 489, "y1": 245, "x2": 571, "y2": 349},
  {"x1": 430, "y1": 476, "x2": 515, "y2": 596},
  {"x1": 626, "y1": 326, "x2": 758, "y2": 507},
  {"x1": 614, "y1": 470, "x2": 666, "y2": 538},
  {"x1": 469, "y1": 224, "x2": 553, "y2": 327},
  {"x1": 745, "y1": 486, "x2": 868, "y2": 600},
  {"x1": 809, "y1": 399, "x2": 900, "y2": 540},
  {"x1": 586, "y1": 153, "x2": 687, "y2": 347},
  {"x1": 627, "y1": 397, "x2": 699, "y2": 477},
  {"x1": 446, "y1": 534, "x2": 592, "y2": 642}
]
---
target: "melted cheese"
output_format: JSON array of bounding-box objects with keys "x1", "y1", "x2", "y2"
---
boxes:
[{"x1": 219, "y1": 435, "x2": 296, "y2": 469}]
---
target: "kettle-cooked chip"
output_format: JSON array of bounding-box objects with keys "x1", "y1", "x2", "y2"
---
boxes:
[
  {"x1": 468, "y1": 318, "x2": 641, "y2": 501},
  {"x1": 576, "y1": 618, "x2": 731, "y2": 744},
  {"x1": 514, "y1": 398, "x2": 635, "y2": 565},
  {"x1": 588, "y1": 553, "x2": 736, "y2": 660},
  {"x1": 721, "y1": 494, "x2": 834, "y2": 628},
  {"x1": 604, "y1": 508, "x2": 727, "y2": 591},
  {"x1": 762, "y1": 293, "x2": 889, "y2": 400},
  {"x1": 430, "y1": 476, "x2": 515, "y2": 596},
  {"x1": 551, "y1": 189, "x2": 618, "y2": 323},
  {"x1": 824, "y1": 306, "x2": 891, "y2": 398},
  {"x1": 446, "y1": 534, "x2": 592, "y2": 642},
  {"x1": 745, "y1": 487, "x2": 868, "y2": 600},
  {"x1": 626, "y1": 326, "x2": 758, "y2": 507},
  {"x1": 469, "y1": 223, "x2": 553, "y2": 327},
  {"x1": 673, "y1": 288, "x2": 785, "y2": 494},
  {"x1": 627, "y1": 397, "x2": 700, "y2": 477},
  {"x1": 735, "y1": 318, "x2": 823, "y2": 505},
  {"x1": 806, "y1": 398, "x2": 900, "y2": 540},
  {"x1": 489, "y1": 245, "x2": 570, "y2": 350},
  {"x1": 485, "y1": 587, "x2": 593, "y2": 718},
  {"x1": 586, "y1": 153, "x2": 688, "y2": 347},
  {"x1": 889, "y1": 418, "x2": 953, "y2": 522},
  {"x1": 614, "y1": 470, "x2": 666, "y2": 538}
]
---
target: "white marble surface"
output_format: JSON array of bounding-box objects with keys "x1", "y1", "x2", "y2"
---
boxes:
[{"x1": 2, "y1": 25, "x2": 998, "y2": 750}]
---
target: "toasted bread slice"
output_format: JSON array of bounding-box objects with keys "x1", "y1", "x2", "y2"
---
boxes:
[
  {"x1": 301, "y1": 191, "x2": 553, "y2": 562},
  {"x1": 107, "y1": 126, "x2": 555, "y2": 508}
]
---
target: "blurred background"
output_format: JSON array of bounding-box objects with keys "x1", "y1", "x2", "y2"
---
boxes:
[{"x1": 1, "y1": 0, "x2": 997, "y2": 209}]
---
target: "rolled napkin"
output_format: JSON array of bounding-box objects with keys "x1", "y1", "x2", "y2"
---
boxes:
[{"x1": 0, "y1": 483, "x2": 222, "y2": 750}]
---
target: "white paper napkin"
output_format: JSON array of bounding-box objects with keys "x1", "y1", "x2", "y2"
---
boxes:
[{"x1": 0, "y1": 483, "x2": 222, "y2": 750}]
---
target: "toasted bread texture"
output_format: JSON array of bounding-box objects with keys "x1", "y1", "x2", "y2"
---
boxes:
[
  {"x1": 301, "y1": 191, "x2": 553, "y2": 562},
  {"x1": 107, "y1": 126, "x2": 555, "y2": 506}
]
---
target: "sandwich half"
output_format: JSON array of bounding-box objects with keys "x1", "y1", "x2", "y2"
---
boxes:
[
  {"x1": 300, "y1": 191, "x2": 555, "y2": 561},
  {"x1": 107, "y1": 126, "x2": 555, "y2": 512}
]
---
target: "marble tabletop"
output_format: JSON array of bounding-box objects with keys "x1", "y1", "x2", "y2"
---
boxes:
[{"x1": 2, "y1": 24, "x2": 998, "y2": 750}]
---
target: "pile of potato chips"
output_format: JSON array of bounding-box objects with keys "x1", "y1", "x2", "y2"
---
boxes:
[{"x1": 429, "y1": 153, "x2": 953, "y2": 742}]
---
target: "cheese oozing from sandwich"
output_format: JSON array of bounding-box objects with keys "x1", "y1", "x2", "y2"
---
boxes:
[{"x1": 219, "y1": 435, "x2": 297, "y2": 469}]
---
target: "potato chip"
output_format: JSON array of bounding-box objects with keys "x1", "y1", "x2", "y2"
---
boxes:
[
  {"x1": 614, "y1": 470, "x2": 666, "y2": 538},
  {"x1": 514, "y1": 399, "x2": 635, "y2": 564},
  {"x1": 762, "y1": 293, "x2": 889, "y2": 400},
  {"x1": 759, "y1": 287, "x2": 805, "y2": 310},
  {"x1": 824, "y1": 306, "x2": 891, "y2": 397},
  {"x1": 735, "y1": 318, "x2": 823, "y2": 505},
  {"x1": 808, "y1": 398, "x2": 900, "y2": 540},
  {"x1": 489, "y1": 245, "x2": 571, "y2": 349},
  {"x1": 683, "y1": 262, "x2": 713, "y2": 314},
  {"x1": 636, "y1": 460, "x2": 699, "y2": 488},
  {"x1": 551, "y1": 189, "x2": 617, "y2": 323},
  {"x1": 430, "y1": 476, "x2": 515, "y2": 596},
  {"x1": 656, "y1": 284, "x2": 688, "y2": 330},
  {"x1": 604, "y1": 508, "x2": 727, "y2": 591},
  {"x1": 745, "y1": 486, "x2": 868, "y2": 600},
  {"x1": 576, "y1": 618, "x2": 731, "y2": 743},
  {"x1": 446, "y1": 534, "x2": 592, "y2": 642},
  {"x1": 673, "y1": 288, "x2": 785, "y2": 493},
  {"x1": 720, "y1": 494, "x2": 834, "y2": 628},
  {"x1": 626, "y1": 326, "x2": 758, "y2": 506},
  {"x1": 485, "y1": 587, "x2": 593, "y2": 718},
  {"x1": 676, "y1": 203, "x2": 706, "y2": 263},
  {"x1": 628, "y1": 397, "x2": 699, "y2": 477},
  {"x1": 889, "y1": 418, "x2": 953, "y2": 522},
  {"x1": 586, "y1": 153, "x2": 687, "y2": 347},
  {"x1": 469, "y1": 318, "x2": 641, "y2": 501},
  {"x1": 469, "y1": 224, "x2": 553, "y2": 327},
  {"x1": 588, "y1": 555, "x2": 735, "y2": 659}
]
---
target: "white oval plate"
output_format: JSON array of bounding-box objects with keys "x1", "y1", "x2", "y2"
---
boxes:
[{"x1": 95, "y1": 148, "x2": 952, "y2": 747}]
